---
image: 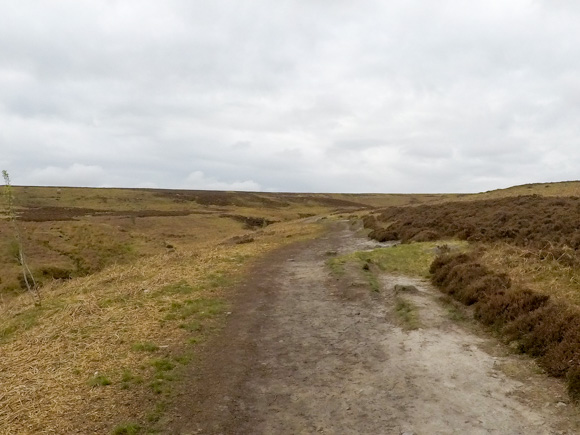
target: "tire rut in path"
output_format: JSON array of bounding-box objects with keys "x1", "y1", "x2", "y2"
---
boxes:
[{"x1": 167, "y1": 221, "x2": 579, "y2": 435}]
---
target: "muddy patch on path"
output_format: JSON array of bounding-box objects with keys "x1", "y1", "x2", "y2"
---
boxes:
[{"x1": 166, "y1": 220, "x2": 580, "y2": 434}]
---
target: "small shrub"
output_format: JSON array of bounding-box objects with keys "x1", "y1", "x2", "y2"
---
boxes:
[
  {"x1": 368, "y1": 228, "x2": 398, "y2": 242},
  {"x1": 504, "y1": 304, "x2": 577, "y2": 357},
  {"x1": 456, "y1": 274, "x2": 511, "y2": 306},
  {"x1": 410, "y1": 229, "x2": 440, "y2": 242},
  {"x1": 440, "y1": 262, "x2": 489, "y2": 297},
  {"x1": 474, "y1": 288, "x2": 549, "y2": 327},
  {"x1": 540, "y1": 326, "x2": 580, "y2": 377}
]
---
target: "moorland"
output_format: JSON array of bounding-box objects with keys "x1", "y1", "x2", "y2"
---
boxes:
[{"x1": 2, "y1": 181, "x2": 580, "y2": 433}]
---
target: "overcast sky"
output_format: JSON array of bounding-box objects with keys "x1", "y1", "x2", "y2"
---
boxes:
[{"x1": 1, "y1": 0, "x2": 580, "y2": 193}]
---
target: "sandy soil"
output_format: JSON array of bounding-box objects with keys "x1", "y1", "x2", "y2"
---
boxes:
[{"x1": 166, "y1": 220, "x2": 580, "y2": 434}]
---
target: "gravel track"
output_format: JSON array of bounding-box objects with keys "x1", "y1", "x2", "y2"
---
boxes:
[{"x1": 167, "y1": 220, "x2": 580, "y2": 434}]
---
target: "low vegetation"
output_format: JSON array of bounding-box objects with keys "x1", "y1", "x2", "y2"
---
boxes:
[
  {"x1": 394, "y1": 297, "x2": 420, "y2": 330},
  {"x1": 355, "y1": 241, "x2": 468, "y2": 278},
  {"x1": 0, "y1": 186, "x2": 458, "y2": 297},
  {"x1": 365, "y1": 195, "x2": 580, "y2": 267},
  {"x1": 362, "y1": 189, "x2": 580, "y2": 402},
  {"x1": 0, "y1": 216, "x2": 326, "y2": 433},
  {"x1": 3, "y1": 181, "x2": 580, "y2": 431},
  {"x1": 430, "y1": 252, "x2": 580, "y2": 401},
  {"x1": 1, "y1": 185, "x2": 358, "y2": 434}
]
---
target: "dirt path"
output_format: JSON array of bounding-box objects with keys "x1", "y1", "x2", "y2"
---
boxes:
[{"x1": 167, "y1": 220, "x2": 580, "y2": 434}]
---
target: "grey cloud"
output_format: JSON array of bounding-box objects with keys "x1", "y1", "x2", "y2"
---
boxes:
[
  {"x1": 2, "y1": 0, "x2": 580, "y2": 193},
  {"x1": 332, "y1": 139, "x2": 388, "y2": 151}
]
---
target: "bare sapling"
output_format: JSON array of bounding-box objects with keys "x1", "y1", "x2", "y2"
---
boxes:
[{"x1": 2, "y1": 170, "x2": 41, "y2": 305}]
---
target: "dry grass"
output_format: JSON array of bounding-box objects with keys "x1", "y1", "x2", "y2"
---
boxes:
[
  {"x1": 0, "y1": 218, "x2": 323, "y2": 434},
  {"x1": 3, "y1": 181, "x2": 580, "y2": 432},
  {"x1": 470, "y1": 180, "x2": 580, "y2": 200},
  {"x1": 0, "y1": 185, "x2": 469, "y2": 298},
  {"x1": 480, "y1": 243, "x2": 580, "y2": 307}
]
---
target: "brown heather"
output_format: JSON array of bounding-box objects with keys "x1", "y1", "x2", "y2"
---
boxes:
[{"x1": 430, "y1": 252, "x2": 580, "y2": 401}]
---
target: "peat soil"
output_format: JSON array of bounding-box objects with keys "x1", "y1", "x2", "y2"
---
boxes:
[{"x1": 165, "y1": 221, "x2": 580, "y2": 434}]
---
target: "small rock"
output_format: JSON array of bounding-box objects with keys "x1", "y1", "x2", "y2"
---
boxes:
[{"x1": 556, "y1": 401, "x2": 567, "y2": 408}]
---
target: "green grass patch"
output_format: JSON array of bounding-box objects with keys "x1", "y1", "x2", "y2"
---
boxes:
[
  {"x1": 121, "y1": 370, "x2": 135, "y2": 383},
  {"x1": 98, "y1": 295, "x2": 130, "y2": 308},
  {"x1": 326, "y1": 257, "x2": 347, "y2": 276},
  {"x1": 150, "y1": 358, "x2": 175, "y2": 373},
  {"x1": 149, "y1": 379, "x2": 164, "y2": 395},
  {"x1": 132, "y1": 342, "x2": 159, "y2": 352},
  {"x1": 179, "y1": 320, "x2": 202, "y2": 333},
  {"x1": 89, "y1": 374, "x2": 112, "y2": 387},
  {"x1": 146, "y1": 401, "x2": 167, "y2": 423},
  {"x1": 362, "y1": 266, "x2": 380, "y2": 292},
  {"x1": 205, "y1": 271, "x2": 231, "y2": 289},
  {"x1": 356, "y1": 241, "x2": 468, "y2": 277},
  {"x1": 164, "y1": 297, "x2": 225, "y2": 322},
  {"x1": 224, "y1": 253, "x2": 250, "y2": 264},
  {"x1": 148, "y1": 357, "x2": 176, "y2": 395},
  {"x1": 120, "y1": 369, "x2": 143, "y2": 389},
  {"x1": 174, "y1": 354, "x2": 192, "y2": 365},
  {"x1": 112, "y1": 422, "x2": 141, "y2": 435},
  {"x1": 0, "y1": 303, "x2": 61, "y2": 343},
  {"x1": 0, "y1": 310, "x2": 42, "y2": 342},
  {"x1": 395, "y1": 297, "x2": 420, "y2": 330},
  {"x1": 153, "y1": 280, "x2": 195, "y2": 297},
  {"x1": 187, "y1": 336, "x2": 201, "y2": 345}
]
